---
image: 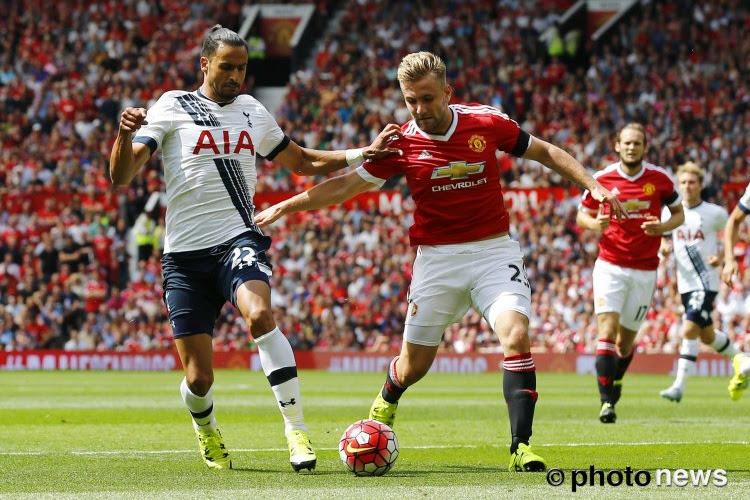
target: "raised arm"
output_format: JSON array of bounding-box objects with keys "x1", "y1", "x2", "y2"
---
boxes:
[
  {"x1": 110, "y1": 107, "x2": 153, "y2": 185},
  {"x1": 254, "y1": 170, "x2": 378, "y2": 228},
  {"x1": 722, "y1": 205, "x2": 747, "y2": 286},
  {"x1": 272, "y1": 124, "x2": 403, "y2": 176},
  {"x1": 523, "y1": 136, "x2": 627, "y2": 220}
]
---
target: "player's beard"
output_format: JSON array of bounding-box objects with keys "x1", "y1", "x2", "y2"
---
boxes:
[
  {"x1": 620, "y1": 155, "x2": 643, "y2": 169},
  {"x1": 216, "y1": 83, "x2": 241, "y2": 101}
]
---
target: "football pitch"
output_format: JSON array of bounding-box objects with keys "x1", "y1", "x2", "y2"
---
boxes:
[{"x1": 2, "y1": 370, "x2": 748, "y2": 499}]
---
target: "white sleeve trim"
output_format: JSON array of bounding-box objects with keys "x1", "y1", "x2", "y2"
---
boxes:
[{"x1": 355, "y1": 165, "x2": 387, "y2": 187}]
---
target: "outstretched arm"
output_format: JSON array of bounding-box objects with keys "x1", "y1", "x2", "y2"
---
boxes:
[
  {"x1": 523, "y1": 136, "x2": 627, "y2": 220},
  {"x1": 254, "y1": 171, "x2": 378, "y2": 228},
  {"x1": 273, "y1": 124, "x2": 403, "y2": 176},
  {"x1": 722, "y1": 205, "x2": 747, "y2": 286},
  {"x1": 110, "y1": 107, "x2": 152, "y2": 185}
]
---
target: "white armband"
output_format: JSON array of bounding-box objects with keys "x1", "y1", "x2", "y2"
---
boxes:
[{"x1": 345, "y1": 148, "x2": 365, "y2": 166}]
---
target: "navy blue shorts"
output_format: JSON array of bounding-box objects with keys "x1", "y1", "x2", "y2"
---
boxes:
[
  {"x1": 680, "y1": 290, "x2": 717, "y2": 328},
  {"x1": 162, "y1": 231, "x2": 273, "y2": 338}
]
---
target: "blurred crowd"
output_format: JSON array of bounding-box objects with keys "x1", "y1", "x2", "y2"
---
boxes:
[{"x1": 1, "y1": 0, "x2": 749, "y2": 356}]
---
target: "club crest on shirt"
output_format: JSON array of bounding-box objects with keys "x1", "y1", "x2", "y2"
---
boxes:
[
  {"x1": 642, "y1": 183, "x2": 656, "y2": 195},
  {"x1": 468, "y1": 134, "x2": 486, "y2": 152},
  {"x1": 409, "y1": 301, "x2": 419, "y2": 317}
]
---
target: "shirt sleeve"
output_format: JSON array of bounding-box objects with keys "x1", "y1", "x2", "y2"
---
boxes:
[
  {"x1": 662, "y1": 172, "x2": 681, "y2": 207},
  {"x1": 491, "y1": 112, "x2": 530, "y2": 156},
  {"x1": 738, "y1": 183, "x2": 750, "y2": 214},
  {"x1": 133, "y1": 93, "x2": 176, "y2": 154},
  {"x1": 359, "y1": 141, "x2": 407, "y2": 183},
  {"x1": 579, "y1": 181, "x2": 601, "y2": 213},
  {"x1": 255, "y1": 106, "x2": 287, "y2": 158}
]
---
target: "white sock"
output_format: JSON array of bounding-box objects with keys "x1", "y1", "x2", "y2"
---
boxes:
[
  {"x1": 180, "y1": 377, "x2": 217, "y2": 433},
  {"x1": 673, "y1": 338, "x2": 699, "y2": 390},
  {"x1": 741, "y1": 355, "x2": 750, "y2": 376},
  {"x1": 711, "y1": 330, "x2": 738, "y2": 359},
  {"x1": 255, "y1": 327, "x2": 307, "y2": 435}
]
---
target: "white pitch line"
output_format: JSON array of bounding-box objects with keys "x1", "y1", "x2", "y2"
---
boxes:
[{"x1": 2, "y1": 441, "x2": 748, "y2": 457}]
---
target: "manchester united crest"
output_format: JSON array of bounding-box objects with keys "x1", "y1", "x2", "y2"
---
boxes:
[
  {"x1": 643, "y1": 183, "x2": 656, "y2": 195},
  {"x1": 468, "y1": 134, "x2": 486, "y2": 152}
]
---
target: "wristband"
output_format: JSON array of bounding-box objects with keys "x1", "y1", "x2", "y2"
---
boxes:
[{"x1": 345, "y1": 148, "x2": 365, "y2": 166}]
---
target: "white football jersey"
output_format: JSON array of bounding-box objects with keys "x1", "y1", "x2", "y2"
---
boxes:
[
  {"x1": 738, "y1": 182, "x2": 750, "y2": 214},
  {"x1": 133, "y1": 90, "x2": 288, "y2": 252},
  {"x1": 665, "y1": 201, "x2": 728, "y2": 293}
]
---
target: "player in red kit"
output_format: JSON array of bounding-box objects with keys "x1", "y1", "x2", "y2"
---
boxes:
[
  {"x1": 256, "y1": 52, "x2": 626, "y2": 472},
  {"x1": 577, "y1": 123, "x2": 684, "y2": 424}
]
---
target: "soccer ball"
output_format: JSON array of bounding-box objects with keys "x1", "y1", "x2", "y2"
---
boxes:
[{"x1": 339, "y1": 419, "x2": 399, "y2": 476}]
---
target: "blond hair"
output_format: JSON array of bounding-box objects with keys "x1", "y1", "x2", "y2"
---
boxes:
[
  {"x1": 618, "y1": 123, "x2": 647, "y2": 143},
  {"x1": 676, "y1": 161, "x2": 704, "y2": 184},
  {"x1": 397, "y1": 52, "x2": 446, "y2": 84}
]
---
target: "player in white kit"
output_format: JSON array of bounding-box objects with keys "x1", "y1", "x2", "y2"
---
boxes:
[
  {"x1": 658, "y1": 162, "x2": 747, "y2": 402},
  {"x1": 109, "y1": 25, "x2": 401, "y2": 471},
  {"x1": 721, "y1": 182, "x2": 750, "y2": 400}
]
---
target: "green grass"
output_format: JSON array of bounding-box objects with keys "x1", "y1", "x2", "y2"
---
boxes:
[{"x1": 1, "y1": 370, "x2": 748, "y2": 499}]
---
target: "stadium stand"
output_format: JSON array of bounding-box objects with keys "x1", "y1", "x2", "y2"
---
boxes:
[{"x1": 0, "y1": 0, "x2": 748, "y2": 356}]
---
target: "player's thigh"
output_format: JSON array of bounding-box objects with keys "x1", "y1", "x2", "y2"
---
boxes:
[
  {"x1": 235, "y1": 279, "x2": 276, "y2": 335},
  {"x1": 406, "y1": 246, "x2": 472, "y2": 328},
  {"x1": 680, "y1": 290, "x2": 717, "y2": 329},
  {"x1": 469, "y1": 240, "x2": 531, "y2": 328},
  {"x1": 619, "y1": 268, "x2": 657, "y2": 331},
  {"x1": 491, "y1": 310, "x2": 530, "y2": 355},
  {"x1": 218, "y1": 231, "x2": 274, "y2": 309},
  {"x1": 592, "y1": 259, "x2": 628, "y2": 315},
  {"x1": 162, "y1": 254, "x2": 224, "y2": 338}
]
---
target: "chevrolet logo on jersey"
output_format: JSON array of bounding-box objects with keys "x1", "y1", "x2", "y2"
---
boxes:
[
  {"x1": 431, "y1": 161, "x2": 485, "y2": 180},
  {"x1": 622, "y1": 199, "x2": 651, "y2": 212}
]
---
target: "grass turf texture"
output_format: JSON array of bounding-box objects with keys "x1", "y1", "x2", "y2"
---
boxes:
[{"x1": 1, "y1": 370, "x2": 748, "y2": 499}]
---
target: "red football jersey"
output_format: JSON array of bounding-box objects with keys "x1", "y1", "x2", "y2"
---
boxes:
[
  {"x1": 360, "y1": 104, "x2": 529, "y2": 246},
  {"x1": 581, "y1": 162, "x2": 680, "y2": 270}
]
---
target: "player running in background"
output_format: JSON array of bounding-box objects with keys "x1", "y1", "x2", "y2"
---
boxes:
[
  {"x1": 577, "y1": 123, "x2": 684, "y2": 423},
  {"x1": 109, "y1": 25, "x2": 401, "y2": 471},
  {"x1": 721, "y1": 182, "x2": 750, "y2": 400},
  {"x1": 255, "y1": 51, "x2": 625, "y2": 472},
  {"x1": 658, "y1": 162, "x2": 747, "y2": 402}
]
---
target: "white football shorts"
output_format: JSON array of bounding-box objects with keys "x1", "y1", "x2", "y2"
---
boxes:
[
  {"x1": 592, "y1": 258, "x2": 657, "y2": 331},
  {"x1": 404, "y1": 235, "x2": 532, "y2": 346}
]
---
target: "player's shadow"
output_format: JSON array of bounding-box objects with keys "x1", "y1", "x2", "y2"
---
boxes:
[
  {"x1": 386, "y1": 464, "x2": 502, "y2": 477},
  {"x1": 230, "y1": 466, "x2": 339, "y2": 475}
]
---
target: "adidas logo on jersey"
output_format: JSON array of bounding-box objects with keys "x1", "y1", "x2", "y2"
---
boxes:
[
  {"x1": 419, "y1": 150, "x2": 432, "y2": 159},
  {"x1": 611, "y1": 187, "x2": 620, "y2": 195}
]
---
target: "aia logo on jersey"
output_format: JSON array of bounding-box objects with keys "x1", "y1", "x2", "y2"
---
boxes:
[
  {"x1": 431, "y1": 161, "x2": 485, "y2": 180},
  {"x1": 676, "y1": 228, "x2": 705, "y2": 241},
  {"x1": 468, "y1": 134, "x2": 486, "y2": 152},
  {"x1": 192, "y1": 130, "x2": 255, "y2": 155},
  {"x1": 642, "y1": 183, "x2": 656, "y2": 195}
]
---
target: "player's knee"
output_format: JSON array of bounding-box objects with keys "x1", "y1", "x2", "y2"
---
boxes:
[
  {"x1": 186, "y1": 372, "x2": 214, "y2": 396},
  {"x1": 501, "y1": 324, "x2": 530, "y2": 352},
  {"x1": 244, "y1": 307, "x2": 275, "y2": 335}
]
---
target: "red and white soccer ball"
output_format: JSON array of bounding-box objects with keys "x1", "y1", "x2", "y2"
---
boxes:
[{"x1": 339, "y1": 419, "x2": 399, "y2": 476}]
